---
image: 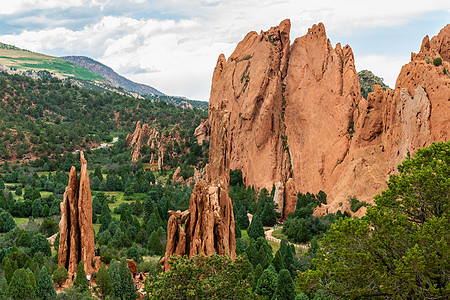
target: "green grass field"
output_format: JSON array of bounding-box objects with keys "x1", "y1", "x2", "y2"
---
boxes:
[
  {"x1": 0, "y1": 48, "x2": 105, "y2": 82},
  {"x1": 271, "y1": 227, "x2": 286, "y2": 240}
]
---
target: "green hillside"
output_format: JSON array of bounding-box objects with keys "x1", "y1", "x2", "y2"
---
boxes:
[{"x1": 0, "y1": 45, "x2": 105, "y2": 82}]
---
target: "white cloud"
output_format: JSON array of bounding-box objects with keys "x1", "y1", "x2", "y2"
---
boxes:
[
  {"x1": 0, "y1": 0, "x2": 90, "y2": 15},
  {"x1": 0, "y1": 0, "x2": 449, "y2": 100}
]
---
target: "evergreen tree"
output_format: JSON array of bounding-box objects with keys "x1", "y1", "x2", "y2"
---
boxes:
[
  {"x1": 3, "y1": 257, "x2": 18, "y2": 282},
  {"x1": 146, "y1": 210, "x2": 162, "y2": 235},
  {"x1": 148, "y1": 227, "x2": 165, "y2": 256},
  {"x1": 135, "y1": 227, "x2": 148, "y2": 245},
  {"x1": 247, "y1": 237, "x2": 273, "y2": 269},
  {"x1": 96, "y1": 263, "x2": 111, "y2": 297},
  {"x1": 255, "y1": 265, "x2": 278, "y2": 300},
  {"x1": 261, "y1": 202, "x2": 277, "y2": 226},
  {"x1": 272, "y1": 250, "x2": 285, "y2": 273},
  {"x1": 0, "y1": 276, "x2": 8, "y2": 299},
  {"x1": 27, "y1": 268, "x2": 37, "y2": 293},
  {"x1": 248, "y1": 214, "x2": 264, "y2": 240},
  {"x1": 35, "y1": 266, "x2": 57, "y2": 300},
  {"x1": 236, "y1": 205, "x2": 250, "y2": 229},
  {"x1": 273, "y1": 269, "x2": 296, "y2": 300},
  {"x1": 252, "y1": 263, "x2": 263, "y2": 290},
  {"x1": 73, "y1": 261, "x2": 89, "y2": 292},
  {"x1": 30, "y1": 233, "x2": 51, "y2": 257},
  {"x1": 298, "y1": 142, "x2": 450, "y2": 299},
  {"x1": 7, "y1": 268, "x2": 34, "y2": 299},
  {"x1": 235, "y1": 221, "x2": 241, "y2": 239},
  {"x1": 52, "y1": 265, "x2": 68, "y2": 287},
  {"x1": 109, "y1": 260, "x2": 137, "y2": 300},
  {"x1": 296, "y1": 220, "x2": 309, "y2": 243}
]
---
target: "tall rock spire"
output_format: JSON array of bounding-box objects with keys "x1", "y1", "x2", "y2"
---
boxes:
[{"x1": 58, "y1": 151, "x2": 95, "y2": 277}]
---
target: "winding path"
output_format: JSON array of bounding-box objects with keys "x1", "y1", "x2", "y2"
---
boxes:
[
  {"x1": 265, "y1": 228, "x2": 310, "y2": 250},
  {"x1": 247, "y1": 213, "x2": 309, "y2": 250}
]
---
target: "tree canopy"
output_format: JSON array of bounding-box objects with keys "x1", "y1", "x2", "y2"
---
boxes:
[{"x1": 297, "y1": 142, "x2": 450, "y2": 299}]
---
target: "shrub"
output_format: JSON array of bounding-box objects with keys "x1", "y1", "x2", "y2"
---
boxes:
[
  {"x1": 73, "y1": 261, "x2": 89, "y2": 292},
  {"x1": 349, "y1": 196, "x2": 368, "y2": 213},
  {"x1": 53, "y1": 265, "x2": 68, "y2": 287},
  {"x1": 433, "y1": 57, "x2": 442, "y2": 66}
]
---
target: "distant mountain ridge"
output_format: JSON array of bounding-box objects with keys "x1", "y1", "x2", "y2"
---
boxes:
[{"x1": 61, "y1": 56, "x2": 164, "y2": 96}]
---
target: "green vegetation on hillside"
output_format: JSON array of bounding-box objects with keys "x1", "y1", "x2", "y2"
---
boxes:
[
  {"x1": 358, "y1": 69, "x2": 391, "y2": 99},
  {"x1": 0, "y1": 48, "x2": 105, "y2": 82},
  {"x1": 0, "y1": 72, "x2": 207, "y2": 163}
]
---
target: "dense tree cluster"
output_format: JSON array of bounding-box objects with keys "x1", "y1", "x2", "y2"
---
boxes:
[{"x1": 297, "y1": 142, "x2": 450, "y2": 299}]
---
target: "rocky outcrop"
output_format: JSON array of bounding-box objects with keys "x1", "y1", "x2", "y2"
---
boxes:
[
  {"x1": 162, "y1": 82, "x2": 236, "y2": 271},
  {"x1": 194, "y1": 119, "x2": 210, "y2": 145},
  {"x1": 209, "y1": 19, "x2": 292, "y2": 192},
  {"x1": 172, "y1": 166, "x2": 184, "y2": 184},
  {"x1": 208, "y1": 20, "x2": 450, "y2": 217},
  {"x1": 58, "y1": 152, "x2": 95, "y2": 277}
]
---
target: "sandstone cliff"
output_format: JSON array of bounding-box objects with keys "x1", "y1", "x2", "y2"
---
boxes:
[
  {"x1": 58, "y1": 152, "x2": 95, "y2": 277},
  {"x1": 209, "y1": 20, "x2": 450, "y2": 217},
  {"x1": 162, "y1": 87, "x2": 236, "y2": 270}
]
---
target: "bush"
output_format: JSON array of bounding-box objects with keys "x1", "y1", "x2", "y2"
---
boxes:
[
  {"x1": 433, "y1": 57, "x2": 442, "y2": 66},
  {"x1": 349, "y1": 196, "x2": 368, "y2": 213},
  {"x1": 73, "y1": 261, "x2": 89, "y2": 292},
  {"x1": 53, "y1": 265, "x2": 69, "y2": 287},
  {"x1": 145, "y1": 254, "x2": 256, "y2": 299}
]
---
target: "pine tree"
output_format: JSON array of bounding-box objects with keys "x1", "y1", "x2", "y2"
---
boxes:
[
  {"x1": 135, "y1": 227, "x2": 148, "y2": 245},
  {"x1": 0, "y1": 276, "x2": 8, "y2": 299},
  {"x1": 27, "y1": 268, "x2": 37, "y2": 293},
  {"x1": 148, "y1": 228, "x2": 164, "y2": 256},
  {"x1": 235, "y1": 221, "x2": 241, "y2": 239},
  {"x1": 3, "y1": 257, "x2": 18, "y2": 282},
  {"x1": 252, "y1": 263, "x2": 263, "y2": 290},
  {"x1": 248, "y1": 215, "x2": 264, "y2": 240},
  {"x1": 255, "y1": 265, "x2": 278, "y2": 300},
  {"x1": 272, "y1": 250, "x2": 285, "y2": 273},
  {"x1": 73, "y1": 261, "x2": 89, "y2": 292},
  {"x1": 35, "y1": 266, "x2": 57, "y2": 300},
  {"x1": 96, "y1": 263, "x2": 111, "y2": 297},
  {"x1": 273, "y1": 269, "x2": 296, "y2": 300},
  {"x1": 7, "y1": 268, "x2": 34, "y2": 299},
  {"x1": 296, "y1": 220, "x2": 309, "y2": 243},
  {"x1": 109, "y1": 260, "x2": 137, "y2": 300},
  {"x1": 261, "y1": 202, "x2": 276, "y2": 226},
  {"x1": 146, "y1": 210, "x2": 162, "y2": 235},
  {"x1": 237, "y1": 206, "x2": 250, "y2": 229}
]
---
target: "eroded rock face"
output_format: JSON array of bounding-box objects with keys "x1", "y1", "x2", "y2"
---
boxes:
[
  {"x1": 194, "y1": 119, "x2": 210, "y2": 145},
  {"x1": 172, "y1": 166, "x2": 184, "y2": 184},
  {"x1": 162, "y1": 82, "x2": 236, "y2": 271},
  {"x1": 126, "y1": 122, "x2": 168, "y2": 169},
  {"x1": 208, "y1": 20, "x2": 450, "y2": 217},
  {"x1": 58, "y1": 151, "x2": 95, "y2": 277}
]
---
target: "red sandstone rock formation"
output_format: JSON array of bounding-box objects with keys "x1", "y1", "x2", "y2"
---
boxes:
[
  {"x1": 172, "y1": 166, "x2": 184, "y2": 184},
  {"x1": 162, "y1": 86, "x2": 236, "y2": 271},
  {"x1": 58, "y1": 151, "x2": 95, "y2": 277},
  {"x1": 208, "y1": 20, "x2": 450, "y2": 217},
  {"x1": 194, "y1": 119, "x2": 210, "y2": 145}
]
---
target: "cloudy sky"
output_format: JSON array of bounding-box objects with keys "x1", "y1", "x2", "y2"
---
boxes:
[{"x1": 0, "y1": 0, "x2": 449, "y2": 101}]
